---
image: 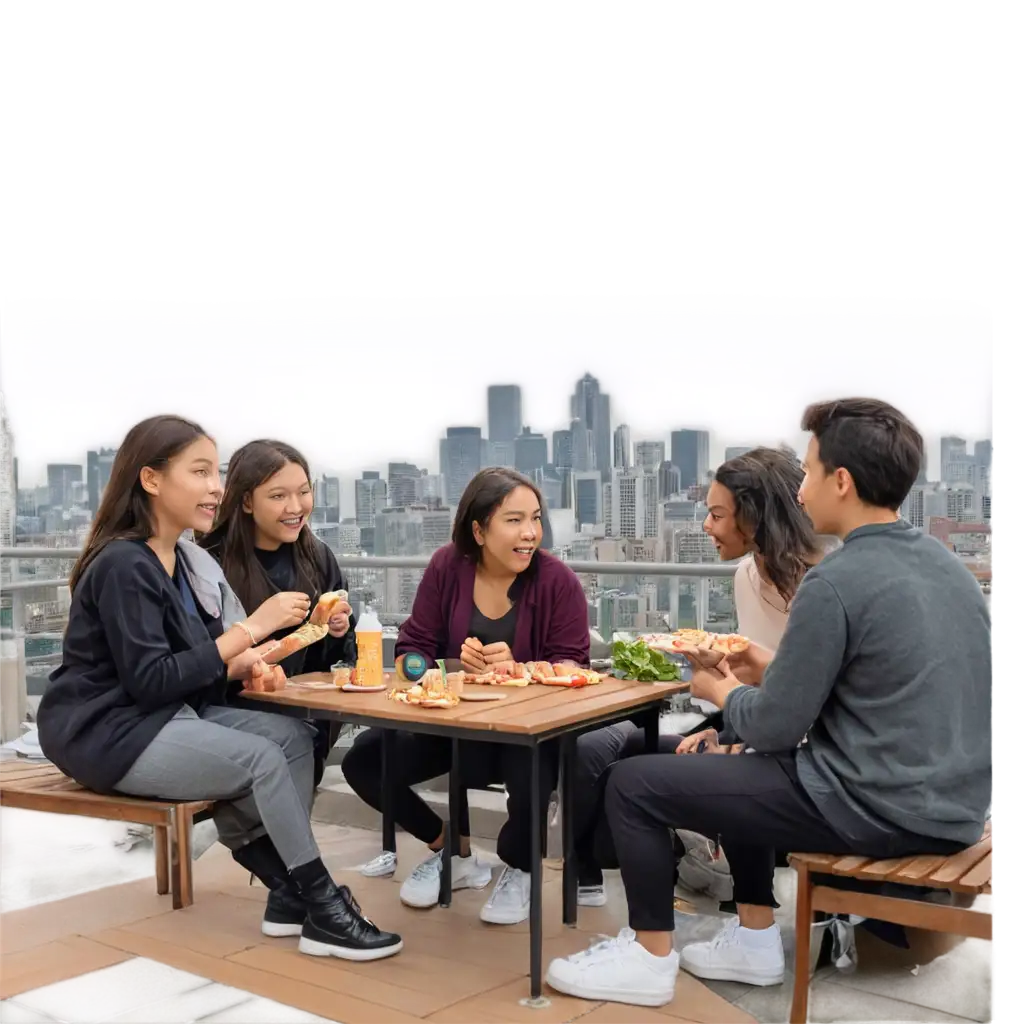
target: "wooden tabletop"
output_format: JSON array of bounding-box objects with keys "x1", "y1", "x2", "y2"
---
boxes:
[{"x1": 243, "y1": 674, "x2": 689, "y2": 737}]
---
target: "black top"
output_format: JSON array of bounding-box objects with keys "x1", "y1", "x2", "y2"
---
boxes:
[
  {"x1": 212, "y1": 537, "x2": 357, "y2": 680},
  {"x1": 37, "y1": 540, "x2": 228, "y2": 793},
  {"x1": 467, "y1": 602, "x2": 519, "y2": 651}
]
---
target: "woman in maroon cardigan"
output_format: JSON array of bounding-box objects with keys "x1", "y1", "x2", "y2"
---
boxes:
[{"x1": 342, "y1": 468, "x2": 590, "y2": 925}]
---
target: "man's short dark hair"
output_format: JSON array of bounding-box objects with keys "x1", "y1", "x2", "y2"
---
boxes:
[{"x1": 801, "y1": 398, "x2": 923, "y2": 510}]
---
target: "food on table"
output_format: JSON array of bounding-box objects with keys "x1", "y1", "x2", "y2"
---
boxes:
[
  {"x1": 386, "y1": 673, "x2": 460, "y2": 709},
  {"x1": 641, "y1": 630, "x2": 751, "y2": 670}
]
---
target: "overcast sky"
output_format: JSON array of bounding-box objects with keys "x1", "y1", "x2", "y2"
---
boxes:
[{"x1": 0, "y1": 288, "x2": 991, "y2": 512}]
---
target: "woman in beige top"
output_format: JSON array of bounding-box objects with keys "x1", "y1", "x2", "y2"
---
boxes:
[{"x1": 573, "y1": 447, "x2": 825, "y2": 908}]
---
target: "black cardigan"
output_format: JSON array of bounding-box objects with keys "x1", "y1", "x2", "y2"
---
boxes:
[{"x1": 37, "y1": 540, "x2": 227, "y2": 793}]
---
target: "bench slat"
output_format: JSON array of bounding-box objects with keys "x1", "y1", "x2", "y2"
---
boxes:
[
  {"x1": 890, "y1": 855, "x2": 951, "y2": 882},
  {"x1": 829, "y1": 856, "x2": 874, "y2": 875},
  {"x1": 955, "y1": 852, "x2": 992, "y2": 890},
  {"x1": 856, "y1": 856, "x2": 919, "y2": 879},
  {"x1": 928, "y1": 836, "x2": 992, "y2": 887}
]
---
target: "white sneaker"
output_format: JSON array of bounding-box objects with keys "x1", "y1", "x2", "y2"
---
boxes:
[
  {"x1": 679, "y1": 919, "x2": 785, "y2": 986},
  {"x1": 190, "y1": 818, "x2": 220, "y2": 861},
  {"x1": 578, "y1": 883, "x2": 607, "y2": 908},
  {"x1": 675, "y1": 830, "x2": 734, "y2": 903},
  {"x1": 546, "y1": 928, "x2": 678, "y2": 1006},
  {"x1": 399, "y1": 850, "x2": 492, "y2": 908},
  {"x1": 480, "y1": 865, "x2": 530, "y2": 924},
  {"x1": 361, "y1": 850, "x2": 398, "y2": 878}
]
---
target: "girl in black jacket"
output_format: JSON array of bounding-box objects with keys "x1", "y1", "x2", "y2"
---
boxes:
[{"x1": 37, "y1": 415, "x2": 401, "y2": 962}]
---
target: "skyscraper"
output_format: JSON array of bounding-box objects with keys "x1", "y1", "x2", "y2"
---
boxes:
[
  {"x1": 974, "y1": 439, "x2": 992, "y2": 471},
  {"x1": 553, "y1": 429, "x2": 573, "y2": 471},
  {"x1": 317, "y1": 474, "x2": 341, "y2": 523},
  {"x1": 569, "y1": 417, "x2": 593, "y2": 472},
  {"x1": 87, "y1": 447, "x2": 117, "y2": 513},
  {"x1": 613, "y1": 425, "x2": 631, "y2": 471},
  {"x1": 670, "y1": 429, "x2": 710, "y2": 489},
  {"x1": 569, "y1": 373, "x2": 610, "y2": 476},
  {"x1": 47, "y1": 463, "x2": 83, "y2": 510},
  {"x1": 487, "y1": 385, "x2": 522, "y2": 443},
  {"x1": 514, "y1": 427, "x2": 547, "y2": 477},
  {"x1": 940, "y1": 436, "x2": 970, "y2": 483},
  {"x1": 355, "y1": 471, "x2": 387, "y2": 529},
  {"x1": 440, "y1": 427, "x2": 483, "y2": 505},
  {"x1": 658, "y1": 460, "x2": 682, "y2": 500},
  {"x1": 387, "y1": 462, "x2": 420, "y2": 508},
  {"x1": 634, "y1": 440, "x2": 666, "y2": 473},
  {"x1": 574, "y1": 471, "x2": 603, "y2": 527}
]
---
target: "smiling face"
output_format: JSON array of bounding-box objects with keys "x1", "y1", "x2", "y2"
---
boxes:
[
  {"x1": 473, "y1": 485, "x2": 544, "y2": 576},
  {"x1": 141, "y1": 436, "x2": 222, "y2": 535},
  {"x1": 702, "y1": 479, "x2": 751, "y2": 561},
  {"x1": 244, "y1": 460, "x2": 314, "y2": 550}
]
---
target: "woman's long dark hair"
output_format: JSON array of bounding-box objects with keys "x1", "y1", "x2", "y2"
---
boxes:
[
  {"x1": 198, "y1": 439, "x2": 323, "y2": 613},
  {"x1": 70, "y1": 415, "x2": 210, "y2": 592},
  {"x1": 714, "y1": 447, "x2": 820, "y2": 603},
  {"x1": 452, "y1": 467, "x2": 545, "y2": 568}
]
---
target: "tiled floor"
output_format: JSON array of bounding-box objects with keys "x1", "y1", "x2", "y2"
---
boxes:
[{"x1": 0, "y1": 806, "x2": 992, "y2": 1023}]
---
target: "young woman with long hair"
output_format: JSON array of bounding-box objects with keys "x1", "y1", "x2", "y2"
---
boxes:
[
  {"x1": 572, "y1": 446, "x2": 826, "y2": 907},
  {"x1": 198, "y1": 440, "x2": 355, "y2": 786},
  {"x1": 38, "y1": 416, "x2": 401, "y2": 962},
  {"x1": 342, "y1": 467, "x2": 591, "y2": 925}
]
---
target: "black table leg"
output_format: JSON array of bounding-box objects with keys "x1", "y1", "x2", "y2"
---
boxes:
[
  {"x1": 529, "y1": 742, "x2": 543, "y2": 1000},
  {"x1": 560, "y1": 734, "x2": 578, "y2": 927},
  {"x1": 381, "y1": 729, "x2": 396, "y2": 853},
  {"x1": 644, "y1": 704, "x2": 661, "y2": 753},
  {"x1": 440, "y1": 737, "x2": 458, "y2": 908}
]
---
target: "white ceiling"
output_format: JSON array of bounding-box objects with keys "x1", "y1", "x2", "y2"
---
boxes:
[{"x1": 2, "y1": 9, "x2": 1024, "y2": 292}]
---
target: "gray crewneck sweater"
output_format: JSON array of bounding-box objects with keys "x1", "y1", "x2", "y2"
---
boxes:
[{"x1": 723, "y1": 519, "x2": 990, "y2": 848}]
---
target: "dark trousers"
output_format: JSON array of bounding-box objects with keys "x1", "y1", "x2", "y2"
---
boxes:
[
  {"x1": 342, "y1": 727, "x2": 558, "y2": 872},
  {"x1": 603, "y1": 750, "x2": 964, "y2": 933},
  {"x1": 574, "y1": 722, "x2": 680, "y2": 885}
]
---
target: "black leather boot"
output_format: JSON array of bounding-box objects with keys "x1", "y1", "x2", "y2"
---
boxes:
[
  {"x1": 290, "y1": 859, "x2": 403, "y2": 961},
  {"x1": 232, "y1": 836, "x2": 307, "y2": 938}
]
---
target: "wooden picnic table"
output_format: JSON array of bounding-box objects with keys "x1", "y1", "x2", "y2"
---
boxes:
[{"x1": 245, "y1": 674, "x2": 688, "y2": 1004}]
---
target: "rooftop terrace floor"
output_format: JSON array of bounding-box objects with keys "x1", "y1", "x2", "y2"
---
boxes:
[{"x1": 0, "y1": 801, "x2": 991, "y2": 1023}]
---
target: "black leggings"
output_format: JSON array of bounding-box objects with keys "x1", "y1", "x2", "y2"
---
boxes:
[
  {"x1": 342, "y1": 728, "x2": 558, "y2": 872},
  {"x1": 604, "y1": 750, "x2": 964, "y2": 933}
]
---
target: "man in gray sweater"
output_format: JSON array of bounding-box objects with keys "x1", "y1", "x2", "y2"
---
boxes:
[{"x1": 546, "y1": 398, "x2": 991, "y2": 1008}]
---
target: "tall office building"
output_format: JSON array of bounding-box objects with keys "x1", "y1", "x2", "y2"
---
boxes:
[
  {"x1": 658, "y1": 460, "x2": 682, "y2": 500},
  {"x1": 974, "y1": 439, "x2": 992, "y2": 471},
  {"x1": 317, "y1": 475, "x2": 341, "y2": 523},
  {"x1": 610, "y1": 468, "x2": 657, "y2": 540},
  {"x1": 613, "y1": 425, "x2": 631, "y2": 470},
  {"x1": 553, "y1": 429, "x2": 573, "y2": 471},
  {"x1": 570, "y1": 373, "x2": 611, "y2": 477},
  {"x1": 486, "y1": 440, "x2": 515, "y2": 468},
  {"x1": 87, "y1": 447, "x2": 117, "y2": 513},
  {"x1": 440, "y1": 427, "x2": 483, "y2": 506},
  {"x1": 47, "y1": 463, "x2": 83, "y2": 510},
  {"x1": 387, "y1": 462, "x2": 420, "y2": 508},
  {"x1": 514, "y1": 427, "x2": 547, "y2": 477},
  {"x1": 670, "y1": 429, "x2": 710, "y2": 489},
  {"x1": 569, "y1": 417, "x2": 593, "y2": 472},
  {"x1": 574, "y1": 471, "x2": 603, "y2": 528},
  {"x1": 940, "y1": 436, "x2": 971, "y2": 483},
  {"x1": 487, "y1": 385, "x2": 522, "y2": 443},
  {"x1": 634, "y1": 440, "x2": 666, "y2": 473},
  {"x1": 355, "y1": 471, "x2": 387, "y2": 529}
]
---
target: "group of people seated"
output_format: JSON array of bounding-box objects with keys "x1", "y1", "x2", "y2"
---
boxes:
[{"x1": 36, "y1": 395, "x2": 991, "y2": 1008}]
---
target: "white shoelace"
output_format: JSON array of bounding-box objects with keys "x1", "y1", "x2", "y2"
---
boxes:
[
  {"x1": 489, "y1": 866, "x2": 524, "y2": 902},
  {"x1": 709, "y1": 919, "x2": 741, "y2": 951},
  {"x1": 361, "y1": 851, "x2": 397, "y2": 875},
  {"x1": 410, "y1": 851, "x2": 442, "y2": 881},
  {"x1": 566, "y1": 928, "x2": 635, "y2": 964}
]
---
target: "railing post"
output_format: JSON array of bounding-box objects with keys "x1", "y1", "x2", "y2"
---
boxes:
[{"x1": 0, "y1": 590, "x2": 27, "y2": 742}]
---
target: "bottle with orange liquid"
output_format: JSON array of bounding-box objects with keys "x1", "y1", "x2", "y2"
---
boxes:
[{"x1": 354, "y1": 606, "x2": 384, "y2": 688}]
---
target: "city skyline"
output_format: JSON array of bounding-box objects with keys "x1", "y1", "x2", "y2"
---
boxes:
[{"x1": 2, "y1": 292, "x2": 991, "y2": 499}]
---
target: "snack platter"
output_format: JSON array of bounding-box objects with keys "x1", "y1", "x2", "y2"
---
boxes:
[
  {"x1": 384, "y1": 662, "x2": 608, "y2": 710},
  {"x1": 640, "y1": 628, "x2": 750, "y2": 670}
]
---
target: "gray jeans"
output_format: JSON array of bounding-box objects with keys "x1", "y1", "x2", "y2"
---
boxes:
[{"x1": 115, "y1": 704, "x2": 319, "y2": 870}]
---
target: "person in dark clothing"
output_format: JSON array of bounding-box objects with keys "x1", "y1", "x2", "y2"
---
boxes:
[
  {"x1": 546, "y1": 398, "x2": 990, "y2": 1008},
  {"x1": 198, "y1": 439, "x2": 356, "y2": 788},
  {"x1": 342, "y1": 467, "x2": 591, "y2": 925},
  {"x1": 37, "y1": 415, "x2": 401, "y2": 962}
]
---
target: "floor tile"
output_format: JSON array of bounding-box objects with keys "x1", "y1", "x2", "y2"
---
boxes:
[
  {"x1": 0, "y1": 1000, "x2": 58, "y2": 1023},
  {"x1": 106, "y1": 982, "x2": 252, "y2": 1023},
  {"x1": 200, "y1": 997, "x2": 338, "y2": 1023},
  {"x1": 14, "y1": 958, "x2": 210, "y2": 1022}
]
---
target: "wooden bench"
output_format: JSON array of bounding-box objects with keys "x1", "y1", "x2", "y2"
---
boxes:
[
  {"x1": 788, "y1": 820, "x2": 992, "y2": 1023},
  {"x1": 0, "y1": 758, "x2": 214, "y2": 910}
]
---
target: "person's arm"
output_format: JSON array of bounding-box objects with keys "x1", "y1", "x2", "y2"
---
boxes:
[
  {"x1": 97, "y1": 556, "x2": 250, "y2": 711},
  {"x1": 315, "y1": 544, "x2": 358, "y2": 667},
  {"x1": 395, "y1": 553, "x2": 448, "y2": 661},
  {"x1": 721, "y1": 575, "x2": 847, "y2": 752},
  {"x1": 542, "y1": 567, "x2": 591, "y2": 666}
]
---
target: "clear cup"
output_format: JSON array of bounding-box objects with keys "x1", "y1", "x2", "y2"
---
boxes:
[{"x1": 331, "y1": 661, "x2": 354, "y2": 688}]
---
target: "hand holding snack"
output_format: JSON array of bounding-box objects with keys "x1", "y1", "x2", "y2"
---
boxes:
[
  {"x1": 719, "y1": 641, "x2": 774, "y2": 686},
  {"x1": 248, "y1": 592, "x2": 311, "y2": 639},
  {"x1": 243, "y1": 659, "x2": 288, "y2": 693},
  {"x1": 675, "y1": 728, "x2": 744, "y2": 755},
  {"x1": 226, "y1": 640, "x2": 280, "y2": 681},
  {"x1": 460, "y1": 637, "x2": 488, "y2": 673},
  {"x1": 689, "y1": 660, "x2": 743, "y2": 707},
  {"x1": 482, "y1": 641, "x2": 514, "y2": 665},
  {"x1": 327, "y1": 599, "x2": 353, "y2": 638},
  {"x1": 310, "y1": 590, "x2": 348, "y2": 627}
]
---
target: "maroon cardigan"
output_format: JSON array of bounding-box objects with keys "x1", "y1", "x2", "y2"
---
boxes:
[{"x1": 396, "y1": 544, "x2": 591, "y2": 666}]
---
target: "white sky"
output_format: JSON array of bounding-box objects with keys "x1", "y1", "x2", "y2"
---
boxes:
[{"x1": 0, "y1": 298, "x2": 994, "y2": 486}]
